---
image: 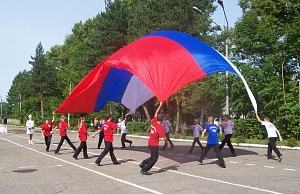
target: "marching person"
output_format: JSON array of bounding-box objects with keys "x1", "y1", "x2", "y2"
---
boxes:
[
  {"x1": 119, "y1": 116, "x2": 133, "y2": 148},
  {"x1": 73, "y1": 117, "x2": 90, "y2": 160},
  {"x1": 219, "y1": 115, "x2": 241, "y2": 157},
  {"x1": 41, "y1": 113, "x2": 55, "y2": 151},
  {"x1": 51, "y1": 114, "x2": 76, "y2": 154},
  {"x1": 255, "y1": 112, "x2": 283, "y2": 162},
  {"x1": 92, "y1": 114, "x2": 121, "y2": 166},
  {"x1": 94, "y1": 117, "x2": 99, "y2": 132},
  {"x1": 139, "y1": 102, "x2": 169, "y2": 175},
  {"x1": 161, "y1": 115, "x2": 174, "y2": 150},
  {"x1": 97, "y1": 119, "x2": 105, "y2": 149},
  {"x1": 26, "y1": 114, "x2": 35, "y2": 145},
  {"x1": 187, "y1": 118, "x2": 204, "y2": 154},
  {"x1": 199, "y1": 116, "x2": 226, "y2": 168}
]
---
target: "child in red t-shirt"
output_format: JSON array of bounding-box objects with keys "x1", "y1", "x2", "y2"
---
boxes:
[
  {"x1": 73, "y1": 117, "x2": 90, "y2": 160},
  {"x1": 92, "y1": 114, "x2": 121, "y2": 166},
  {"x1": 41, "y1": 113, "x2": 55, "y2": 152},
  {"x1": 140, "y1": 102, "x2": 169, "y2": 175},
  {"x1": 52, "y1": 114, "x2": 76, "y2": 154}
]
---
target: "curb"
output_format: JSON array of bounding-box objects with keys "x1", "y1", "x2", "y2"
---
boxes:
[
  {"x1": 126, "y1": 134, "x2": 300, "y2": 150},
  {"x1": 4, "y1": 126, "x2": 300, "y2": 150}
]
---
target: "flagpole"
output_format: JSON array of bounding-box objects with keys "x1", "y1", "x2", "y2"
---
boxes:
[{"x1": 68, "y1": 82, "x2": 71, "y2": 124}]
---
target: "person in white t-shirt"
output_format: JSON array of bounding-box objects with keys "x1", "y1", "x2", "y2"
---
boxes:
[
  {"x1": 161, "y1": 115, "x2": 174, "y2": 150},
  {"x1": 118, "y1": 117, "x2": 132, "y2": 148},
  {"x1": 255, "y1": 112, "x2": 283, "y2": 162},
  {"x1": 187, "y1": 119, "x2": 204, "y2": 154},
  {"x1": 219, "y1": 115, "x2": 240, "y2": 157}
]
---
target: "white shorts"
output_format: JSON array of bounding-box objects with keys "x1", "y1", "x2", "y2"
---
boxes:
[{"x1": 26, "y1": 128, "x2": 34, "y2": 135}]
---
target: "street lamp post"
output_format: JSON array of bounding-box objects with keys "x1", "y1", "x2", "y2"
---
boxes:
[
  {"x1": 192, "y1": 6, "x2": 220, "y2": 27},
  {"x1": 0, "y1": 96, "x2": 2, "y2": 120},
  {"x1": 193, "y1": 2, "x2": 230, "y2": 115},
  {"x1": 19, "y1": 93, "x2": 22, "y2": 123},
  {"x1": 218, "y1": 0, "x2": 230, "y2": 115},
  {"x1": 68, "y1": 82, "x2": 72, "y2": 124}
]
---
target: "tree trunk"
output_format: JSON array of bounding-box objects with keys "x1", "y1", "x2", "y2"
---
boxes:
[
  {"x1": 298, "y1": 56, "x2": 300, "y2": 105},
  {"x1": 40, "y1": 87, "x2": 44, "y2": 119},
  {"x1": 142, "y1": 104, "x2": 151, "y2": 120},
  {"x1": 281, "y1": 58, "x2": 286, "y2": 104},
  {"x1": 175, "y1": 99, "x2": 180, "y2": 134}
]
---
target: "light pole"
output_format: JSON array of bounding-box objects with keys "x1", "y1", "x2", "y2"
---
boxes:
[
  {"x1": 192, "y1": 6, "x2": 220, "y2": 27},
  {"x1": 193, "y1": 2, "x2": 230, "y2": 115},
  {"x1": 218, "y1": 0, "x2": 230, "y2": 115},
  {"x1": 19, "y1": 93, "x2": 22, "y2": 123},
  {"x1": 68, "y1": 82, "x2": 72, "y2": 124},
  {"x1": 0, "y1": 96, "x2": 2, "y2": 120}
]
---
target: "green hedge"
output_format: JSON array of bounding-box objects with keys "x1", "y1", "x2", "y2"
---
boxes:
[{"x1": 126, "y1": 121, "x2": 151, "y2": 134}]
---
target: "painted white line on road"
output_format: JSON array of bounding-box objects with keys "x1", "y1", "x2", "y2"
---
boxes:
[
  {"x1": 160, "y1": 167, "x2": 282, "y2": 194},
  {"x1": 15, "y1": 134, "x2": 123, "y2": 164},
  {"x1": 188, "y1": 156, "x2": 197, "y2": 158},
  {"x1": 127, "y1": 161, "x2": 282, "y2": 194},
  {"x1": 264, "y1": 166, "x2": 275, "y2": 169},
  {"x1": 0, "y1": 136, "x2": 162, "y2": 194},
  {"x1": 9, "y1": 134, "x2": 284, "y2": 194},
  {"x1": 245, "y1": 163, "x2": 256, "y2": 166},
  {"x1": 229, "y1": 161, "x2": 238, "y2": 164},
  {"x1": 283, "y1": 168, "x2": 296, "y2": 172},
  {"x1": 53, "y1": 165, "x2": 63, "y2": 167},
  {"x1": 18, "y1": 166, "x2": 35, "y2": 169},
  {"x1": 177, "y1": 154, "x2": 184, "y2": 156},
  {"x1": 167, "y1": 153, "x2": 173, "y2": 155}
]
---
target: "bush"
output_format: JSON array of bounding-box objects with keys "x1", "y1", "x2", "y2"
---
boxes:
[
  {"x1": 236, "y1": 136, "x2": 246, "y2": 144},
  {"x1": 127, "y1": 121, "x2": 150, "y2": 134},
  {"x1": 218, "y1": 133, "x2": 225, "y2": 141},
  {"x1": 286, "y1": 137, "x2": 298, "y2": 147},
  {"x1": 173, "y1": 133, "x2": 184, "y2": 139}
]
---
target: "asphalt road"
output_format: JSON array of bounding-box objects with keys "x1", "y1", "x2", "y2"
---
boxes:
[{"x1": 0, "y1": 126, "x2": 299, "y2": 194}]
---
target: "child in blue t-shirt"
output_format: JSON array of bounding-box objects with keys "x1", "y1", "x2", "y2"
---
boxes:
[
  {"x1": 97, "y1": 119, "x2": 105, "y2": 149},
  {"x1": 199, "y1": 116, "x2": 226, "y2": 168}
]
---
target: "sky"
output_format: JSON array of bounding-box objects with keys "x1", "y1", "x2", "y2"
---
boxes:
[{"x1": 0, "y1": 0, "x2": 242, "y2": 102}]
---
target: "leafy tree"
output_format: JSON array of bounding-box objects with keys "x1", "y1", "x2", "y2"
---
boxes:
[
  {"x1": 232, "y1": 0, "x2": 300, "y2": 139},
  {"x1": 6, "y1": 70, "x2": 31, "y2": 121},
  {"x1": 28, "y1": 42, "x2": 54, "y2": 119}
]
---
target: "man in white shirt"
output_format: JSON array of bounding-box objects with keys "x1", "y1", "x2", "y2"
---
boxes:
[
  {"x1": 118, "y1": 117, "x2": 132, "y2": 148},
  {"x1": 255, "y1": 112, "x2": 283, "y2": 162},
  {"x1": 187, "y1": 119, "x2": 203, "y2": 154},
  {"x1": 219, "y1": 115, "x2": 240, "y2": 157},
  {"x1": 161, "y1": 115, "x2": 174, "y2": 150}
]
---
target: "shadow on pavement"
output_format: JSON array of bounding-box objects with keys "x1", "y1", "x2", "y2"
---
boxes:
[{"x1": 115, "y1": 145, "x2": 258, "y2": 165}]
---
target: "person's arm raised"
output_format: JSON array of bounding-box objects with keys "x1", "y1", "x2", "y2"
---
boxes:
[
  {"x1": 255, "y1": 112, "x2": 262, "y2": 124},
  {"x1": 154, "y1": 102, "x2": 163, "y2": 117}
]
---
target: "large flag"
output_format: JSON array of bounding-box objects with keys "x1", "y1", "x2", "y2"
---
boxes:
[{"x1": 56, "y1": 30, "x2": 257, "y2": 113}]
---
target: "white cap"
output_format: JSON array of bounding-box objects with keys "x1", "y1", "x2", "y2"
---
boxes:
[{"x1": 28, "y1": 114, "x2": 32, "y2": 118}]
